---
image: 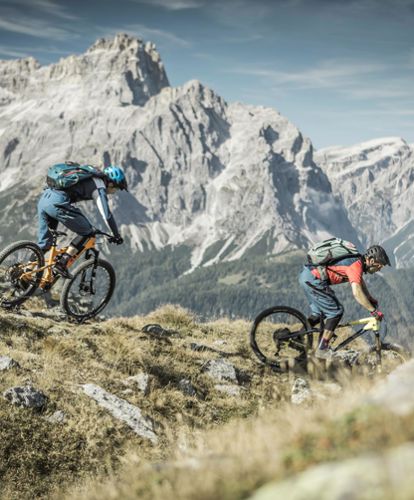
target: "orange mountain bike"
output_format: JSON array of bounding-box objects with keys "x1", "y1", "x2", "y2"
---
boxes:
[{"x1": 0, "y1": 229, "x2": 116, "y2": 323}]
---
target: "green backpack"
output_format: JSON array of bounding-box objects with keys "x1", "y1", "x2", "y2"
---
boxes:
[
  {"x1": 307, "y1": 238, "x2": 361, "y2": 280},
  {"x1": 46, "y1": 162, "x2": 103, "y2": 190}
]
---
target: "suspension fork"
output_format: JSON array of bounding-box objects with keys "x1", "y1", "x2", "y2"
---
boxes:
[
  {"x1": 81, "y1": 248, "x2": 100, "y2": 294},
  {"x1": 375, "y1": 331, "x2": 382, "y2": 373}
]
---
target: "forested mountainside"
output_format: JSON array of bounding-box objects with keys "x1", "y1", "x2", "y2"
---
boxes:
[{"x1": 104, "y1": 247, "x2": 414, "y2": 347}]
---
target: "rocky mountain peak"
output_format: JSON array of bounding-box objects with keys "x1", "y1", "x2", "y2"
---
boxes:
[
  {"x1": 87, "y1": 32, "x2": 163, "y2": 66},
  {"x1": 0, "y1": 33, "x2": 169, "y2": 109},
  {"x1": 88, "y1": 32, "x2": 143, "y2": 51},
  {"x1": 0, "y1": 57, "x2": 40, "y2": 98},
  {"x1": 315, "y1": 137, "x2": 414, "y2": 266},
  {"x1": 0, "y1": 34, "x2": 358, "y2": 266}
]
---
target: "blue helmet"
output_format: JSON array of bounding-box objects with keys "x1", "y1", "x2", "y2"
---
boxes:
[{"x1": 103, "y1": 166, "x2": 128, "y2": 191}]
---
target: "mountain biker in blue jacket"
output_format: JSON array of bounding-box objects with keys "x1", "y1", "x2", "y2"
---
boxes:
[{"x1": 37, "y1": 164, "x2": 128, "y2": 279}]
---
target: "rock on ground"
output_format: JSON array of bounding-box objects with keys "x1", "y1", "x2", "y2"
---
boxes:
[
  {"x1": 249, "y1": 442, "x2": 414, "y2": 500},
  {"x1": 3, "y1": 385, "x2": 48, "y2": 409},
  {"x1": 123, "y1": 372, "x2": 152, "y2": 395},
  {"x1": 45, "y1": 410, "x2": 66, "y2": 424},
  {"x1": 291, "y1": 377, "x2": 313, "y2": 405},
  {"x1": 368, "y1": 358, "x2": 414, "y2": 415},
  {"x1": 0, "y1": 355, "x2": 20, "y2": 370},
  {"x1": 203, "y1": 358, "x2": 238, "y2": 383},
  {"x1": 215, "y1": 384, "x2": 241, "y2": 397},
  {"x1": 82, "y1": 383, "x2": 157, "y2": 444},
  {"x1": 178, "y1": 379, "x2": 198, "y2": 397}
]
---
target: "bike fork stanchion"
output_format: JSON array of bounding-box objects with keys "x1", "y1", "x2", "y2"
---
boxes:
[{"x1": 375, "y1": 332, "x2": 382, "y2": 373}]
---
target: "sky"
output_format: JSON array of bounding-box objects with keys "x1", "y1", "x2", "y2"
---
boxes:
[{"x1": 0, "y1": 0, "x2": 413, "y2": 148}]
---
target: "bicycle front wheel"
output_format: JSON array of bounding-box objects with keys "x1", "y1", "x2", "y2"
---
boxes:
[
  {"x1": 60, "y1": 258, "x2": 116, "y2": 322},
  {"x1": 250, "y1": 306, "x2": 312, "y2": 369},
  {"x1": 364, "y1": 342, "x2": 410, "y2": 374},
  {"x1": 0, "y1": 241, "x2": 44, "y2": 308}
]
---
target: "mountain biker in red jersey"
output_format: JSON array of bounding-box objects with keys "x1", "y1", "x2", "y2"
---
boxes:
[{"x1": 299, "y1": 245, "x2": 391, "y2": 359}]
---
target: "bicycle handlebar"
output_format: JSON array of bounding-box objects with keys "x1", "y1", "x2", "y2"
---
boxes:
[
  {"x1": 93, "y1": 229, "x2": 113, "y2": 238},
  {"x1": 340, "y1": 316, "x2": 387, "y2": 336}
]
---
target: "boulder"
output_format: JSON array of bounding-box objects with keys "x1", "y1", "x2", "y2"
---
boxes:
[
  {"x1": 203, "y1": 358, "x2": 238, "y2": 383},
  {"x1": 123, "y1": 372, "x2": 152, "y2": 395},
  {"x1": 0, "y1": 355, "x2": 20, "y2": 370},
  {"x1": 368, "y1": 358, "x2": 414, "y2": 415},
  {"x1": 215, "y1": 384, "x2": 241, "y2": 397},
  {"x1": 249, "y1": 442, "x2": 414, "y2": 500},
  {"x1": 291, "y1": 377, "x2": 313, "y2": 405},
  {"x1": 3, "y1": 385, "x2": 48, "y2": 409},
  {"x1": 45, "y1": 410, "x2": 66, "y2": 424},
  {"x1": 178, "y1": 378, "x2": 198, "y2": 397},
  {"x1": 333, "y1": 349, "x2": 360, "y2": 365},
  {"x1": 82, "y1": 383, "x2": 158, "y2": 443}
]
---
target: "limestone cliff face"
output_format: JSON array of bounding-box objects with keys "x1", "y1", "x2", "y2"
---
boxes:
[
  {"x1": 315, "y1": 138, "x2": 414, "y2": 267},
  {"x1": 0, "y1": 33, "x2": 358, "y2": 267},
  {"x1": 0, "y1": 33, "x2": 169, "y2": 107}
]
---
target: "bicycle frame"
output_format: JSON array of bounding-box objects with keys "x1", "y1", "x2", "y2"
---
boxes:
[
  {"x1": 19, "y1": 236, "x2": 97, "y2": 290},
  {"x1": 333, "y1": 317, "x2": 383, "y2": 369},
  {"x1": 275, "y1": 315, "x2": 383, "y2": 368}
]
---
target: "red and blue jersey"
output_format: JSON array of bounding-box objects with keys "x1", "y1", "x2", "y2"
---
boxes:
[{"x1": 311, "y1": 256, "x2": 363, "y2": 285}]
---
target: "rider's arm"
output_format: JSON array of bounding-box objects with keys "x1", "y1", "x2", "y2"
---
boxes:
[
  {"x1": 92, "y1": 179, "x2": 120, "y2": 236},
  {"x1": 351, "y1": 282, "x2": 375, "y2": 312},
  {"x1": 360, "y1": 278, "x2": 376, "y2": 304}
]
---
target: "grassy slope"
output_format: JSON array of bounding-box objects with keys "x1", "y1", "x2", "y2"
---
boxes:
[
  {"x1": 0, "y1": 303, "x2": 285, "y2": 500},
  {"x1": 0, "y1": 303, "x2": 413, "y2": 500}
]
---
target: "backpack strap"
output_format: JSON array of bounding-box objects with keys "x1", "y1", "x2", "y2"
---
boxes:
[
  {"x1": 323, "y1": 254, "x2": 363, "y2": 283},
  {"x1": 316, "y1": 265, "x2": 328, "y2": 282}
]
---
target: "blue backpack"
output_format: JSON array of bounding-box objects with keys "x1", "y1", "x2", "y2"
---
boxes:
[{"x1": 46, "y1": 162, "x2": 104, "y2": 190}]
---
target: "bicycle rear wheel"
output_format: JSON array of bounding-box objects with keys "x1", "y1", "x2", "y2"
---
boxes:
[
  {"x1": 250, "y1": 306, "x2": 313, "y2": 369},
  {"x1": 0, "y1": 241, "x2": 44, "y2": 308},
  {"x1": 60, "y1": 258, "x2": 115, "y2": 322}
]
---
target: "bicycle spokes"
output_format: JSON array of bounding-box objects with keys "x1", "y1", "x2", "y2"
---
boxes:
[
  {"x1": 0, "y1": 244, "x2": 44, "y2": 307},
  {"x1": 62, "y1": 259, "x2": 115, "y2": 321},
  {"x1": 251, "y1": 307, "x2": 312, "y2": 368}
]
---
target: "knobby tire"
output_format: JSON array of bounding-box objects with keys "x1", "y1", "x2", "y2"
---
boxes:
[
  {"x1": 250, "y1": 305, "x2": 312, "y2": 368},
  {"x1": 0, "y1": 240, "x2": 44, "y2": 308},
  {"x1": 60, "y1": 258, "x2": 116, "y2": 322}
]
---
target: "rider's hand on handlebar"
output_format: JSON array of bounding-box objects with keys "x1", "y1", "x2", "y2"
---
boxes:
[
  {"x1": 370, "y1": 309, "x2": 384, "y2": 321},
  {"x1": 109, "y1": 235, "x2": 124, "y2": 245}
]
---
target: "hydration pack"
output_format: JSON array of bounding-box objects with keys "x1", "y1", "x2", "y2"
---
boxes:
[
  {"x1": 46, "y1": 162, "x2": 104, "y2": 190},
  {"x1": 307, "y1": 238, "x2": 360, "y2": 266}
]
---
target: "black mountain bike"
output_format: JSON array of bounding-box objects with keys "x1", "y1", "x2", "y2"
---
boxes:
[{"x1": 250, "y1": 305, "x2": 410, "y2": 373}]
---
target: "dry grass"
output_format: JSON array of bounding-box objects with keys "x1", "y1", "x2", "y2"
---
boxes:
[
  {"x1": 65, "y1": 381, "x2": 414, "y2": 500},
  {"x1": 0, "y1": 304, "x2": 412, "y2": 500}
]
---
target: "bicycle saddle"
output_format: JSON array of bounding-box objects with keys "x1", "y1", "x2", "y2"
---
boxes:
[{"x1": 49, "y1": 229, "x2": 68, "y2": 237}]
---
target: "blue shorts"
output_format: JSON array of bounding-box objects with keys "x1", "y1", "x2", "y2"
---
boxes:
[
  {"x1": 37, "y1": 188, "x2": 94, "y2": 250},
  {"x1": 299, "y1": 266, "x2": 344, "y2": 320}
]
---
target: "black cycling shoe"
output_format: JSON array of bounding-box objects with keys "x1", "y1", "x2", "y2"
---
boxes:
[{"x1": 53, "y1": 261, "x2": 73, "y2": 280}]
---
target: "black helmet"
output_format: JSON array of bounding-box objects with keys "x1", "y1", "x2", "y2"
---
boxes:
[{"x1": 364, "y1": 245, "x2": 391, "y2": 266}]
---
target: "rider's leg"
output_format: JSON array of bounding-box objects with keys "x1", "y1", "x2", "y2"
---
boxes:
[
  {"x1": 318, "y1": 316, "x2": 342, "y2": 349},
  {"x1": 57, "y1": 235, "x2": 91, "y2": 266},
  {"x1": 299, "y1": 266, "x2": 343, "y2": 356},
  {"x1": 54, "y1": 231, "x2": 94, "y2": 279},
  {"x1": 42, "y1": 198, "x2": 94, "y2": 278},
  {"x1": 308, "y1": 315, "x2": 322, "y2": 327},
  {"x1": 37, "y1": 190, "x2": 59, "y2": 252}
]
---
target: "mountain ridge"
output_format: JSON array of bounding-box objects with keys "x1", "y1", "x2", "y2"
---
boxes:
[
  {"x1": 0, "y1": 33, "x2": 360, "y2": 269},
  {"x1": 315, "y1": 136, "x2": 414, "y2": 267}
]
